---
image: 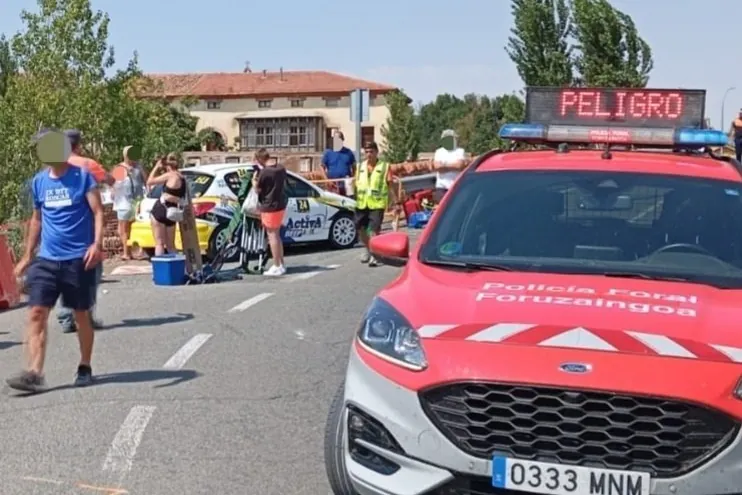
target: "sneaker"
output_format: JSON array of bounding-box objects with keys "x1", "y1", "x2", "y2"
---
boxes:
[
  {"x1": 74, "y1": 365, "x2": 94, "y2": 387},
  {"x1": 62, "y1": 325, "x2": 77, "y2": 334},
  {"x1": 360, "y1": 252, "x2": 371, "y2": 264},
  {"x1": 263, "y1": 264, "x2": 286, "y2": 277},
  {"x1": 368, "y1": 256, "x2": 380, "y2": 267},
  {"x1": 6, "y1": 371, "x2": 46, "y2": 393}
]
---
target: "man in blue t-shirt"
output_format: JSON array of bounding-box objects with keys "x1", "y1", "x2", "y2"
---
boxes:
[
  {"x1": 6, "y1": 129, "x2": 105, "y2": 393},
  {"x1": 321, "y1": 131, "x2": 356, "y2": 197}
]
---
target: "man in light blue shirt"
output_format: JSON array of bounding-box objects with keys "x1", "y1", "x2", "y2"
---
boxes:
[{"x1": 6, "y1": 129, "x2": 104, "y2": 393}]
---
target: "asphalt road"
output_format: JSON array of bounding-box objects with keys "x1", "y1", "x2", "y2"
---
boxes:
[{"x1": 0, "y1": 237, "x2": 414, "y2": 495}]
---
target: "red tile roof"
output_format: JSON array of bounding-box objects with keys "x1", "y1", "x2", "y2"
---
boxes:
[{"x1": 143, "y1": 70, "x2": 397, "y2": 98}]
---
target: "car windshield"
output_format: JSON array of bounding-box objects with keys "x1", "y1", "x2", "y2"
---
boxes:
[{"x1": 419, "y1": 169, "x2": 742, "y2": 288}]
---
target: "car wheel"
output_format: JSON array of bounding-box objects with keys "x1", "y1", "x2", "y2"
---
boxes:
[
  {"x1": 207, "y1": 224, "x2": 238, "y2": 262},
  {"x1": 329, "y1": 213, "x2": 357, "y2": 249},
  {"x1": 324, "y1": 381, "x2": 357, "y2": 495}
]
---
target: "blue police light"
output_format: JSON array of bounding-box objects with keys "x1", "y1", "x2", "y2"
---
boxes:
[
  {"x1": 499, "y1": 123, "x2": 729, "y2": 148},
  {"x1": 675, "y1": 129, "x2": 728, "y2": 147},
  {"x1": 499, "y1": 124, "x2": 546, "y2": 140}
]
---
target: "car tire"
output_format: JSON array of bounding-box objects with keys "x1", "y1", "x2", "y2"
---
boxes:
[
  {"x1": 324, "y1": 381, "x2": 357, "y2": 495},
  {"x1": 329, "y1": 213, "x2": 357, "y2": 249},
  {"x1": 207, "y1": 224, "x2": 238, "y2": 262}
]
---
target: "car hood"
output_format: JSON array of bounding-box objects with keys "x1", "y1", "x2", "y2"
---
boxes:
[
  {"x1": 318, "y1": 190, "x2": 355, "y2": 210},
  {"x1": 381, "y1": 263, "x2": 742, "y2": 363}
]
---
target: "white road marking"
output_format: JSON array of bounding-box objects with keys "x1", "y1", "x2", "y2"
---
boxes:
[
  {"x1": 227, "y1": 292, "x2": 274, "y2": 313},
  {"x1": 102, "y1": 405, "x2": 156, "y2": 475},
  {"x1": 162, "y1": 333, "x2": 213, "y2": 369},
  {"x1": 287, "y1": 264, "x2": 341, "y2": 282},
  {"x1": 110, "y1": 265, "x2": 153, "y2": 276}
]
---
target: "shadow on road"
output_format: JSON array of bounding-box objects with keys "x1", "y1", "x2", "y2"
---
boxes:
[
  {"x1": 0, "y1": 340, "x2": 22, "y2": 351},
  {"x1": 94, "y1": 369, "x2": 200, "y2": 388},
  {"x1": 101, "y1": 312, "x2": 194, "y2": 330},
  {"x1": 7, "y1": 369, "x2": 200, "y2": 397},
  {"x1": 287, "y1": 264, "x2": 337, "y2": 275}
]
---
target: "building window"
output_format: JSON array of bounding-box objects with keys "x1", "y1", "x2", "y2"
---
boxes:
[
  {"x1": 258, "y1": 99, "x2": 272, "y2": 109},
  {"x1": 206, "y1": 100, "x2": 221, "y2": 110},
  {"x1": 238, "y1": 117, "x2": 320, "y2": 152},
  {"x1": 324, "y1": 97, "x2": 340, "y2": 108},
  {"x1": 290, "y1": 99, "x2": 304, "y2": 108}
]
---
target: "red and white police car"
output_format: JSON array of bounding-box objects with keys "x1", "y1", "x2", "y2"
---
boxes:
[{"x1": 324, "y1": 87, "x2": 742, "y2": 495}]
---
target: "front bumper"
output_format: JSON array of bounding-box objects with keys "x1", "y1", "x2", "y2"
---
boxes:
[
  {"x1": 343, "y1": 344, "x2": 742, "y2": 495},
  {"x1": 127, "y1": 219, "x2": 214, "y2": 254}
]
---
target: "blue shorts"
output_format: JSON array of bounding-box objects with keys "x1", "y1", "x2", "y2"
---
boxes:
[{"x1": 27, "y1": 258, "x2": 96, "y2": 310}]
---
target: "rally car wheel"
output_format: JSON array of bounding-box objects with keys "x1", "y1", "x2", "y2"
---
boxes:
[
  {"x1": 324, "y1": 381, "x2": 357, "y2": 495},
  {"x1": 207, "y1": 224, "x2": 239, "y2": 262},
  {"x1": 329, "y1": 214, "x2": 357, "y2": 249}
]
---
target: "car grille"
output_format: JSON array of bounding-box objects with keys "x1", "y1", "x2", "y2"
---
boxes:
[{"x1": 420, "y1": 383, "x2": 738, "y2": 478}]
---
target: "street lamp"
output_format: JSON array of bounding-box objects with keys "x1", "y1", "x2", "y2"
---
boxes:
[{"x1": 721, "y1": 86, "x2": 736, "y2": 130}]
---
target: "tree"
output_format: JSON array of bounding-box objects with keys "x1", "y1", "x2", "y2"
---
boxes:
[
  {"x1": 380, "y1": 90, "x2": 420, "y2": 163},
  {"x1": 571, "y1": 0, "x2": 653, "y2": 87},
  {"x1": 506, "y1": 0, "x2": 574, "y2": 87},
  {"x1": 417, "y1": 94, "x2": 469, "y2": 152},
  {"x1": 0, "y1": 35, "x2": 15, "y2": 98},
  {"x1": 0, "y1": 0, "x2": 199, "y2": 223}
]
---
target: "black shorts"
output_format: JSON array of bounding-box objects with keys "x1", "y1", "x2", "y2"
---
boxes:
[
  {"x1": 355, "y1": 208, "x2": 384, "y2": 233},
  {"x1": 151, "y1": 200, "x2": 176, "y2": 227},
  {"x1": 27, "y1": 257, "x2": 96, "y2": 310},
  {"x1": 433, "y1": 188, "x2": 448, "y2": 203}
]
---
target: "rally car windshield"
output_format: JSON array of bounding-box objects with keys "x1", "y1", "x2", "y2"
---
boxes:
[{"x1": 419, "y1": 170, "x2": 742, "y2": 288}]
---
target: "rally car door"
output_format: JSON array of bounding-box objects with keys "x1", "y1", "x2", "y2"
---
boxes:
[{"x1": 282, "y1": 174, "x2": 329, "y2": 243}]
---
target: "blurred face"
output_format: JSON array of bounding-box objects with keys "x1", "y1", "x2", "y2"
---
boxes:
[
  {"x1": 364, "y1": 146, "x2": 378, "y2": 161},
  {"x1": 441, "y1": 135, "x2": 455, "y2": 151},
  {"x1": 166, "y1": 157, "x2": 178, "y2": 170}
]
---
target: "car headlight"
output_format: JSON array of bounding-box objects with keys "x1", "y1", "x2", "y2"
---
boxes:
[{"x1": 357, "y1": 297, "x2": 427, "y2": 370}]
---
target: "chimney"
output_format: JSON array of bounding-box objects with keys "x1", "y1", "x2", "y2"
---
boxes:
[
  {"x1": 262, "y1": 69, "x2": 267, "y2": 78},
  {"x1": 280, "y1": 67, "x2": 284, "y2": 81},
  {"x1": 243, "y1": 61, "x2": 251, "y2": 73}
]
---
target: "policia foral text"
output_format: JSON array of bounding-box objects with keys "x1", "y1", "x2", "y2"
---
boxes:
[{"x1": 353, "y1": 141, "x2": 398, "y2": 267}]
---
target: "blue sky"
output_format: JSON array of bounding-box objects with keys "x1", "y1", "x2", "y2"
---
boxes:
[{"x1": 2, "y1": 0, "x2": 740, "y2": 128}]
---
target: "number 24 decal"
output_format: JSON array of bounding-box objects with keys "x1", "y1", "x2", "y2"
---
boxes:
[
  {"x1": 193, "y1": 176, "x2": 210, "y2": 184},
  {"x1": 296, "y1": 199, "x2": 310, "y2": 212}
]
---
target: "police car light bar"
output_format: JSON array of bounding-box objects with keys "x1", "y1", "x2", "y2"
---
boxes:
[{"x1": 499, "y1": 123, "x2": 728, "y2": 148}]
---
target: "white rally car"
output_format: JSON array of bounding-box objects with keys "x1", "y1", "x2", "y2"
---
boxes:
[{"x1": 131, "y1": 163, "x2": 358, "y2": 258}]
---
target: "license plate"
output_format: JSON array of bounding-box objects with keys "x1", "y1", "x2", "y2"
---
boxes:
[{"x1": 492, "y1": 457, "x2": 650, "y2": 495}]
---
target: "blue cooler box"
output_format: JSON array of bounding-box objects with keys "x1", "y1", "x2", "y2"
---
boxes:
[{"x1": 151, "y1": 254, "x2": 187, "y2": 286}]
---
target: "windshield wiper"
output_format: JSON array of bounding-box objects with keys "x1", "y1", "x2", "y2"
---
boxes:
[
  {"x1": 422, "y1": 259, "x2": 513, "y2": 272},
  {"x1": 602, "y1": 272, "x2": 692, "y2": 283}
]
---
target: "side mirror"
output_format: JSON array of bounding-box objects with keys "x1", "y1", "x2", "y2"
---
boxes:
[{"x1": 369, "y1": 232, "x2": 409, "y2": 267}]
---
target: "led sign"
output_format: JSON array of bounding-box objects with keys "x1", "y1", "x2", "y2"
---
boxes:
[{"x1": 526, "y1": 87, "x2": 706, "y2": 128}]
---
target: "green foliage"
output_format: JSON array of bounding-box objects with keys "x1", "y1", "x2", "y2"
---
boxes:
[
  {"x1": 380, "y1": 90, "x2": 420, "y2": 163},
  {"x1": 0, "y1": 0, "x2": 200, "y2": 224},
  {"x1": 506, "y1": 0, "x2": 653, "y2": 88},
  {"x1": 571, "y1": 0, "x2": 653, "y2": 87},
  {"x1": 506, "y1": 0, "x2": 574, "y2": 86}
]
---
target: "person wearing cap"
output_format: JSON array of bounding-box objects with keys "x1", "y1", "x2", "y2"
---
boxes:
[
  {"x1": 432, "y1": 130, "x2": 466, "y2": 202},
  {"x1": 7, "y1": 128, "x2": 104, "y2": 392},
  {"x1": 321, "y1": 131, "x2": 356, "y2": 197},
  {"x1": 56, "y1": 129, "x2": 112, "y2": 333},
  {"x1": 731, "y1": 110, "x2": 742, "y2": 162},
  {"x1": 354, "y1": 141, "x2": 397, "y2": 267}
]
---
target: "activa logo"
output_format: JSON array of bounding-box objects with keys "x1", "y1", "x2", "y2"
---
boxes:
[{"x1": 286, "y1": 216, "x2": 322, "y2": 230}]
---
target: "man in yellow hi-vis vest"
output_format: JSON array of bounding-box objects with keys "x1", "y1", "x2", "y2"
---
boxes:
[
  {"x1": 731, "y1": 109, "x2": 742, "y2": 162},
  {"x1": 353, "y1": 141, "x2": 397, "y2": 267}
]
